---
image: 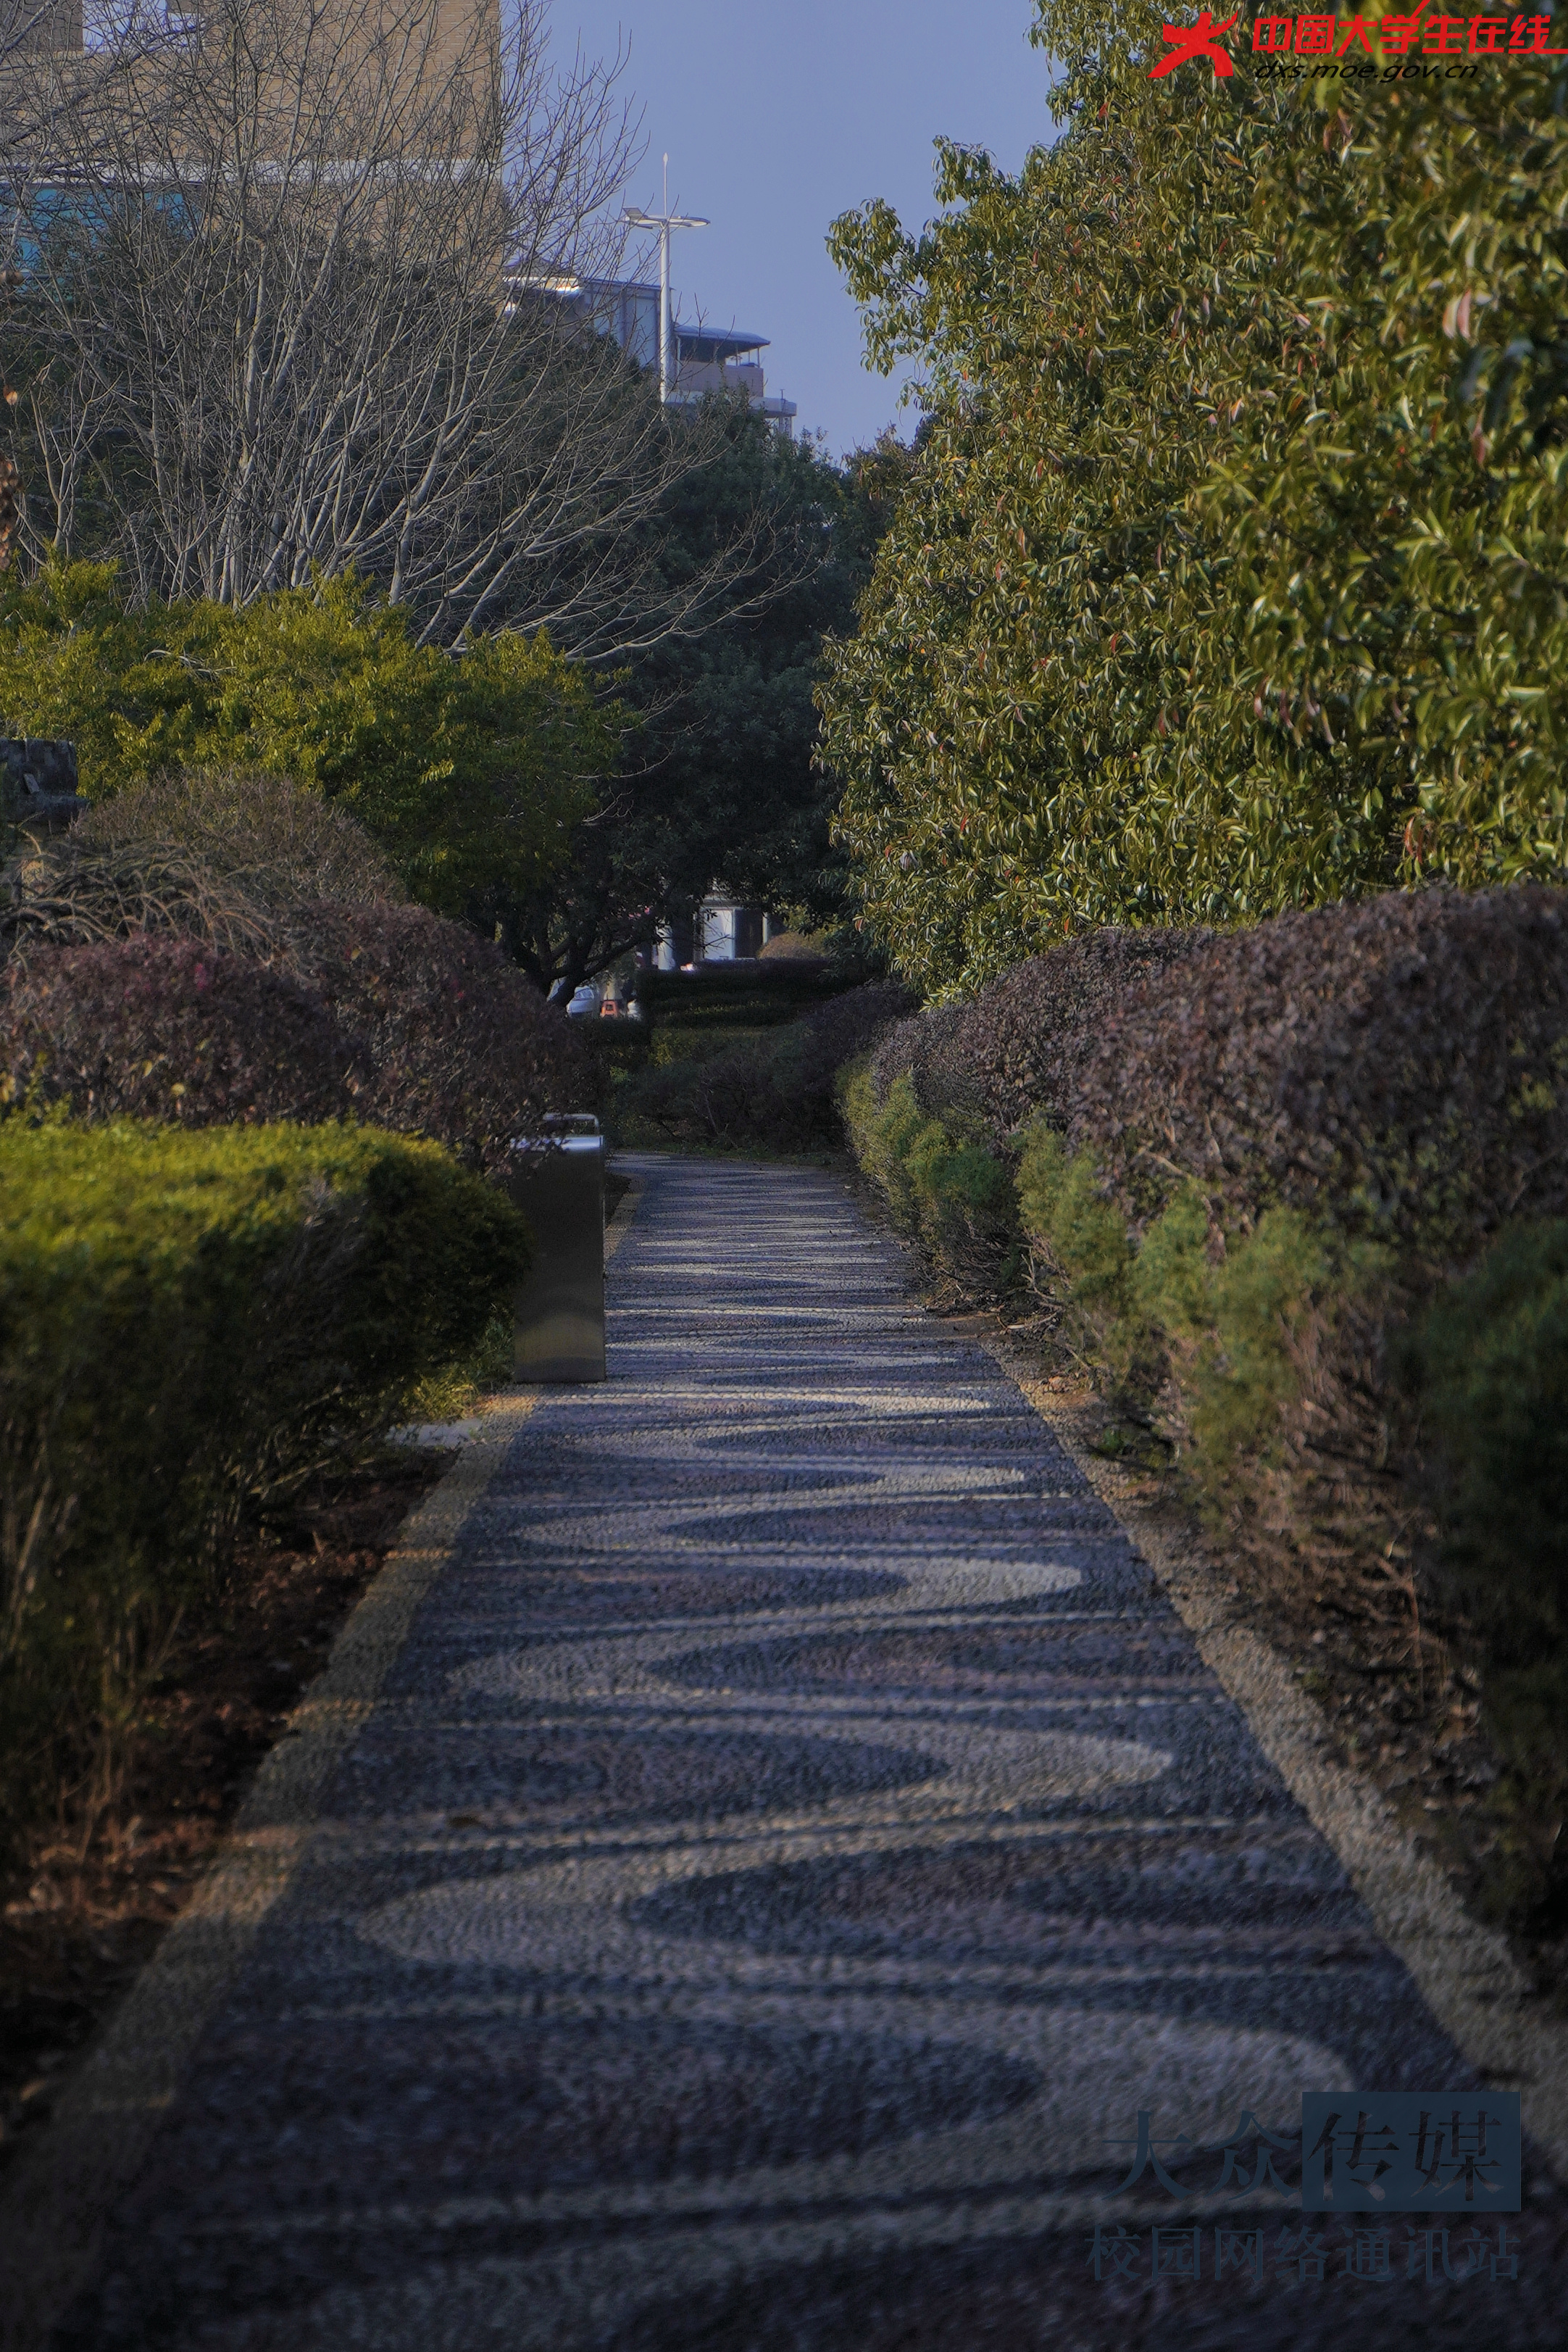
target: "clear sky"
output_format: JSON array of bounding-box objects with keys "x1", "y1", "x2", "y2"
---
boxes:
[{"x1": 547, "y1": 2, "x2": 1057, "y2": 460}]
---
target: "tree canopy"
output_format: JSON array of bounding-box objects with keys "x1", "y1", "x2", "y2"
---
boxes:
[
  {"x1": 0, "y1": 561, "x2": 612, "y2": 915},
  {"x1": 493, "y1": 401, "x2": 894, "y2": 992},
  {"x1": 817, "y1": 2, "x2": 1568, "y2": 994}
]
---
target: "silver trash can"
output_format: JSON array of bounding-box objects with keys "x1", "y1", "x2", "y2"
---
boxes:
[{"x1": 506, "y1": 1114, "x2": 606, "y2": 1381}]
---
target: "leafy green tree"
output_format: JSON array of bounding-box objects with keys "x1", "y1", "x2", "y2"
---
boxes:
[
  {"x1": 496, "y1": 401, "x2": 893, "y2": 992},
  {"x1": 1209, "y1": 34, "x2": 1568, "y2": 891},
  {"x1": 0, "y1": 561, "x2": 613, "y2": 913},
  {"x1": 817, "y1": 4, "x2": 1568, "y2": 995}
]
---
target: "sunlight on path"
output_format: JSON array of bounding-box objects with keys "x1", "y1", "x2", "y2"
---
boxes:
[{"x1": 53, "y1": 1158, "x2": 1564, "y2": 2351}]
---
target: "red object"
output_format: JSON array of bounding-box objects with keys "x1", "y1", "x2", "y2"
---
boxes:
[
  {"x1": 1149, "y1": 12, "x2": 1239, "y2": 74},
  {"x1": 1422, "y1": 12, "x2": 1468, "y2": 45},
  {"x1": 1509, "y1": 11, "x2": 1568, "y2": 46}
]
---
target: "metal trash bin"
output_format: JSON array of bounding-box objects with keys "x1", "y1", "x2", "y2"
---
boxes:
[{"x1": 506, "y1": 1113, "x2": 606, "y2": 1381}]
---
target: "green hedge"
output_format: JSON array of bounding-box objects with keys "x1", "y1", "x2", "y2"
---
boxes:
[
  {"x1": 1412, "y1": 1224, "x2": 1568, "y2": 1921},
  {"x1": 637, "y1": 964, "x2": 862, "y2": 1036},
  {"x1": 0, "y1": 1121, "x2": 530, "y2": 1845},
  {"x1": 838, "y1": 1066, "x2": 1019, "y2": 1285},
  {"x1": 841, "y1": 1043, "x2": 1568, "y2": 1937}
]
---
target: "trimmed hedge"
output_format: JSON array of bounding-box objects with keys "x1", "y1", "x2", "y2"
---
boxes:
[
  {"x1": 1, "y1": 937, "x2": 354, "y2": 1126},
  {"x1": 283, "y1": 901, "x2": 601, "y2": 1169},
  {"x1": 625, "y1": 979, "x2": 915, "y2": 1152},
  {"x1": 842, "y1": 886, "x2": 1568, "y2": 1935},
  {"x1": 1067, "y1": 887, "x2": 1568, "y2": 1254},
  {"x1": 838, "y1": 1065, "x2": 1020, "y2": 1294},
  {"x1": 1414, "y1": 1223, "x2": 1568, "y2": 1916},
  {"x1": 1, "y1": 905, "x2": 601, "y2": 1165},
  {"x1": 0, "y1": 1121, "x2": 530, "y2": 1845},
  {"x1": 872, "y1": 926, "x2": 1211, "y2": 1134},
  {"x1": 636, "y1": 960, "x2": 875, "y2": 1036}
]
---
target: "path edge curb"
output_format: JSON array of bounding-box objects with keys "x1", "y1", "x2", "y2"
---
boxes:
[
  {"x1": 0, "y1": 1392, "x2": 541, "y2": 2352},
  {"x1": 987, "y1": 1332, "x2": 1568, "y2": 2190}
]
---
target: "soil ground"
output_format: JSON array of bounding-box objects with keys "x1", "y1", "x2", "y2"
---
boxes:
[
  {"x1": 0, "y1": 1448, "x2": 448, "y2": 2183},
  {"x1": 917, "y1": 1284, "x2": 1568, "y2": 2018},
  {"x1": 1, "y1": 1176, "x2": 633, "y2": 2182}
]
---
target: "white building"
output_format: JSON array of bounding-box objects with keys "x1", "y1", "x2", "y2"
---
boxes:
[
  {"x1": 669, "y1": 323, "x2": 796, "y2": 436},
  {"x1": 654, "y1": 897, "x2": 784, "y2": 970}
]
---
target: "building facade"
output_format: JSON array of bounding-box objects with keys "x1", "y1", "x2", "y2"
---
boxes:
[{"x1": 524, "y1": 271, "x2": 797, "y2": 436}]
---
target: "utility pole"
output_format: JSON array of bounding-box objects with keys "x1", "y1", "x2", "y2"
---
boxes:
[{"x1": 622, "y1": 156, "x2": 707, "y2": 404}]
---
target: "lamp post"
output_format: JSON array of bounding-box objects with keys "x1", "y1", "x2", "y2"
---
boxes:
[{"x1": 623, "y1": 157, "x2": 707, "y2": 405}]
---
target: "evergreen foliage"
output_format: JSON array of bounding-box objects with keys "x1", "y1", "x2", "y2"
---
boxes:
[
  {"x1": 818, "y1": 4, "x2": 1568, "y2": 991},
  {"x1": 504, "y1": 405, "x2": 893, "y2": 992},
  {"x1": 839, "y1": 889, "x2": 1568, "y2": 1930},
  {"x1": 0, "y1": 1121, "x2": 530, "y2": 1845},
  {"x1": 0, "y1": 561, "x2": 612, "y2": 917}
]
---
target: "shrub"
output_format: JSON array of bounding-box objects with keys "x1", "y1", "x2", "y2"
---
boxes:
[
  {"x1": 2, "y1": 886, "x2": 600, "y2": 1163},
  {"x1": 0, "y1": 1121, "x2": 530, "y2": 1848},
  {"x1": 838, "y1": 1065, "x2": 927, "y2": 1230},
  {"x1": 74, "y1": 767, "x2": 404, "y2": 907},
  {"x1": 2, "y1": 834, "x2": 280, "y2": 963},
  {"x1": 872, "y1": 927, "x2": 1210, "y2": 1139},
  {"x1": 1417, "y1": 1223, "x2": 1568, "y2": 1663},
  {"x1": 1069, "y1": 886, "x2": 1568, "y2": 1252},
  {"x1": 636, "y1": 961, "x2": 869, "y2": 1036},
  {"x1": 1017, "y1": 1126, "x2": 1138, "y2": 1328},
  {"x1": 843, "y1": 887, "x2": 1568, "y2": 1940},
  {"x1": 839, "y1": 1065, "x2": 1020, "y2": 1296},
  {"x1": 0, "y1": 560, "x2": 606, "y2": 916},
  {"x1": 624, "y1": 978, "x2": 915, "y2": 1152},
  {"x1": 1414, "y1": 1224, "x2": 1568, "y2": 1898},
  {"x1": 4, "y1": 773, "x2": 397, "y2": 964},
  {"x1": 758, "y1": 931, "x2": 827, "y2": 964},
  {"x1": 1, "y1": 938, "x2": 354, "y2": 1126},
  {"x1": 284, "y1": 901, "x2": 601, "y2": 1168}
]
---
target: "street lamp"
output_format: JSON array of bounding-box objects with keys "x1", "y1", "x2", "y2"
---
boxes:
[{"x1": 623, "y1": 157, "x2": 707, "y2": 405}]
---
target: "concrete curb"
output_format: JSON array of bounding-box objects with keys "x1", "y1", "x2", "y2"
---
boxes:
[
  {"x1": 604, "y1": 1173, "x2": 643, "y2": 1264},
  {"x1": 990, "y1": 1338, "x2": 1568, "y2": 2189},
  {"x1": 0, "y1": 1396, "x2": 543, "y2": 2352},
  {"x1": 0, "y1": 1167, "x2": 649, "y2": 2346}
]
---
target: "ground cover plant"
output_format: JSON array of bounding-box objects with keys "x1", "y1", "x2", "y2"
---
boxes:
[
  {"x1": 0, "y1": 1121, "x2": 531, "y2": 1861},
  {"x1": 841, "y1": 886, "x2": 1568, "y2": 1962}
]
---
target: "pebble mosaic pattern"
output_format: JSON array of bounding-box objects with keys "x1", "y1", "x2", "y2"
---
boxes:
[{"x1": 56, "y1": 1158, "x2": 1567, "y2": 2348}]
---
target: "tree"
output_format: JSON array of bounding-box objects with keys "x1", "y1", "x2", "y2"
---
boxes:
[
  {"x1": 2, "y1": 0, "x2": 779, "y2": 655},
  {"x1": 816, "y1": 2, "x2": 1568, "y2": 996},
  {"x1": 488, "y1": 401, "x2": 893, "y2": 994},
  {"x1": 0, "y1": 557, "x2": 614, "y2": 908}
]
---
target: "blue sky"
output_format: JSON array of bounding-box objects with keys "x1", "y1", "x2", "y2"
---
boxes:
[{"x1": 549, "y1": 2, "x2": 1058, "y2": 460}]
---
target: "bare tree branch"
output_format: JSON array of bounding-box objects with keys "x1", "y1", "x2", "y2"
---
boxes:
[{"x1": 1, "y1": 0, "x2": 805, "y2": 652}]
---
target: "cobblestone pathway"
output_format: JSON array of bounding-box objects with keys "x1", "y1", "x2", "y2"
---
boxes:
[{"x1": 54, "y1": 1158, "x2": 1567, "y2": 2348}]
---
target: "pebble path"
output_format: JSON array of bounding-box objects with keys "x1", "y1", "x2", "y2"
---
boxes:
[{"x1": 54, "y1": 1156, "x2": 1567, "y2": 2348}]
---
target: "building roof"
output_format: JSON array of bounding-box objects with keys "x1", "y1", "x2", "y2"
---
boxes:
[{"x1": 674, "y1": 325, "x2": 769, "y2": 360}]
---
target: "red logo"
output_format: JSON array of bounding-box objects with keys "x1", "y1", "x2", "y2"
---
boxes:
[{"x1": 1150, "y1": 10, "x2": 1240, "y2": 71}]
